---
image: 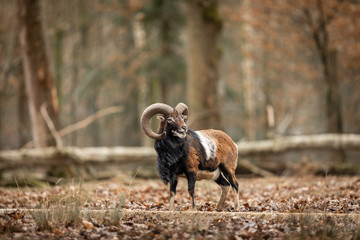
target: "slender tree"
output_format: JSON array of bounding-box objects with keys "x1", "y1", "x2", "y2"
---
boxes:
[
  {"x1": 185, "y1": 0, "x2": 223, "y2": 130},
  {"x1": 16, "y1": 0, "x2": 60, "y2": 147},
  {"x1": 301, "y1": 0, "x2": 345, "y2": 163},
  {"x1": 141, "y1": 0, "x2": 185, "y2": 104},
  {"x1": 302, "y1": 0, "x2": 343, "y2": 134}
]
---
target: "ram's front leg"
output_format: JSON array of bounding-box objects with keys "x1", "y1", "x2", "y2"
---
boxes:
[
  {"x1": 186, "y1": 172, "x2": 196, "y2": 210},
  {"x1": 169, "y1": 177, "x2": 178, "y2": 211}
]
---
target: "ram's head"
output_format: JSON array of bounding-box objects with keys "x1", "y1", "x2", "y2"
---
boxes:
[{"x1": 141, "y1": 103, "x2": 189, "y2": 139}]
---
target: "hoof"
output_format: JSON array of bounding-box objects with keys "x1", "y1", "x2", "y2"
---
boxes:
[{"x1": 182, "y1": 206, "x2": 196, "y2": 211}]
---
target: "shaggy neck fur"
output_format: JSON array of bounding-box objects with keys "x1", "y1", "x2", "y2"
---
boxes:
[{"x1": 154, "y1": 133, "x2": 189, "y2": 185}]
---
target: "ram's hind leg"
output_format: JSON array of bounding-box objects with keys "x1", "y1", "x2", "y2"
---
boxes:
[
  {"x1": 219, "y1": 164, "x2": 240, "y2": 211},
  {"x1": 215, "y1": 173, "x2": 230, "y2": 209}
]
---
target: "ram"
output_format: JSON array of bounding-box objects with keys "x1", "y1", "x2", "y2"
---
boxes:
[{"x1": 141, "y1": 103, "x2": 240, "y2": 211}]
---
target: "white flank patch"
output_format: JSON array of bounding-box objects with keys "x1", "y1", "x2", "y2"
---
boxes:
[{"x1": 196, "y1": 131, "x2": 217, "y2": 161}]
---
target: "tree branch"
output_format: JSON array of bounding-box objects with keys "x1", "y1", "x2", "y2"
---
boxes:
[
  {"x1": 22, "y1": 106, "x2": 123, "y2": 149},
  {"x1": 40, "y1": 103, "x2": 63, "y2": 147},
  {"x1": 58, "y1": 106, "x2": 123, "y2": 137}
]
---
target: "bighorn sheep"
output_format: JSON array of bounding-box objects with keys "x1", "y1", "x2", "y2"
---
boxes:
[{"x1": 141, "y1": 103, "x2": 240, "y2": 211}]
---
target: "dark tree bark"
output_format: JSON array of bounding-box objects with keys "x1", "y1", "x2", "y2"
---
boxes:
[
  {"x1": 16, "y1": 0, "x2": 60, "y2": 147},
  {"x1": 185, "y1": 0, "x2": 223, "y2": 130},
  {"x1": 17, "y1": 68, "x2": 31, "y2": 148},
  {"x1": 303, "y1": 0, "x2": 344, "y2": 162}
]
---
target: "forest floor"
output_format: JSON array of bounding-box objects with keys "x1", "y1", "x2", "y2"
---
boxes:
[{"x1": 0, "y1": 175, "x2": 359, "y2": 239}]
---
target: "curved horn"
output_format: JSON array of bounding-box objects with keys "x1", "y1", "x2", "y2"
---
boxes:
[
  {"x1": 140, "y1": 103, "x2": 173, "y2": 139},
  {"x1": 175, "y1": 102, "x2": 188, "y2": 121}
]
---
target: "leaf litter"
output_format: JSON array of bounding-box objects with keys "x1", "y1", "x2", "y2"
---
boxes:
[{"x1": 0, "y1": 176, "x2": 359, "y2": 239}]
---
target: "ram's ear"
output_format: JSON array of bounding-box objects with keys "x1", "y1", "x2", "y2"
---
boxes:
[
  {"x1": 157, "y1": 115, "x2": 165, "y2": 121},
  {"x1": 167, "y1": 117, "x2": 175, "y2": 124}
]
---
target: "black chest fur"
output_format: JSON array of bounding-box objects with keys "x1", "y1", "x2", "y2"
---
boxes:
[{"x1": 154, "y1": 136, "x2": 189, "y2": 184}]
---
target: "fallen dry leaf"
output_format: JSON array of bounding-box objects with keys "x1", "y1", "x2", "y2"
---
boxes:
[
  {"x1": 0, "y1": 176, "x2": 358, "y2": 239},
  {"x1": 82, "y1": 220, "x2": 94, "y2": 230}
]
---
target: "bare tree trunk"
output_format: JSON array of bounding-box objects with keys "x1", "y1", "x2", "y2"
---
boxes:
[
  {"x1": 242, "y1": 0, "x2": 256, "y2": 140},
  {"x1": 325, "y1": 50, "x2": 342, "y2": 134},
  {"x1": 325, "y1": 50, "x2": 345, "y2": 163},
  {"x1": 54, "y1": 28, "x2": 64, "y2": 108},
  {"x1": 303, "y1": 0, "x2": 344, "y2": 163},
  {"x1": 16, "y1": 0, "x2": 60, "y2": 148},
  {"x1": 133, "y1": 13, "x2": 151, "y2": 147},
  {"x1": 17, "y1": 69, "x2": 31, "y2": 148},
  {"x1": 185, "y1": 0, "x2": 223, "y2": 130}
]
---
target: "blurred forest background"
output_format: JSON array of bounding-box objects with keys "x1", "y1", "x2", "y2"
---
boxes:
[{"x1": 0, "y1": 0, "x2": 360, "y2": 172}]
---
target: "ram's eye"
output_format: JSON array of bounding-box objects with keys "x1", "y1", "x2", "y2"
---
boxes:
[{"x1": 167, "y1": 117, "x2": 175, "y2": 123}]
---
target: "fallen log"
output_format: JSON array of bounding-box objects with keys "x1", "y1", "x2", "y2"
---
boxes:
[
  {"x1": 0, "y1": 134, "x2": 359, "y2": 171},
  {"x1": 236, "y1": 133, "x2": 360, "y2": 155},
  {"x1": 0, "y1": 146, "x2": 156, "y2": 170}
]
